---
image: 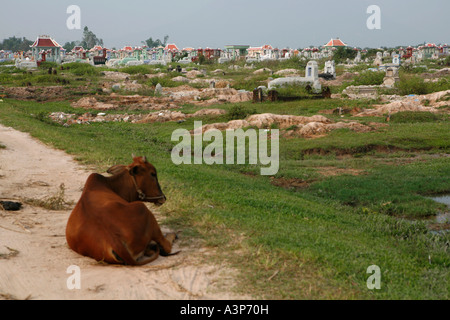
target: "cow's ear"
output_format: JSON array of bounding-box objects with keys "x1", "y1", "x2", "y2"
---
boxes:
[
  {"x1": 129, "y1": 165, "x2": 141, "y2": 176},
  {"x1": 107, "y1": 165, "x2": 126, "y2": 176}
]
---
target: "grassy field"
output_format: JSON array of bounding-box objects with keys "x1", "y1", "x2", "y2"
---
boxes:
[{"x1": 0, "y1": 59, "x2": 449, "y2": 299}]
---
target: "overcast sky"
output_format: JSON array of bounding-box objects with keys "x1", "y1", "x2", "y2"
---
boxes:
[{"x1": 0, "y1": 0, "x2": 448, "y2": 49}]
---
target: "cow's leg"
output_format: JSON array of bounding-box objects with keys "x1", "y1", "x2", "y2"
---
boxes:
[{"x1": 154, "y1": 230, "x2": 178, "y2": 256}]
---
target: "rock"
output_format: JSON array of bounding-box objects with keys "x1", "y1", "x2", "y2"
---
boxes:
[
  {"x1": 298, "y1": 122, "x2": 328, "y2": 136},
  {"x1": 274, "y1": 69, "x2": 300, "y2": 76},
  {"x1": 186, "y1": 70, "x2": 203, "y2": 78},
  {"x1": 212, "y1": 69, "x2": 225, "y2": 74},
  {"x1": 72, "y1": 97, "x2": 98, "y2": 108},
  {"x1": 171, "y1": 76, "x2": 189, "y2": 83},
  {"x1": 188, "y1": 109, "x2": 227, "y2": 117},
  {"x1": 246, "y1": 113, "x2": 331, "y2": 129},
  {"x1": 155, "y1": 83, "x2": 163, "y2": 95},
  {"x1": 0, "y1": 201, "x2": 22, "y2": 211},
  {"x1": 253, "y1": 68, "x2": 272, "y2": 74},
  {"x1": 138, "y1": 110, "x2": 186, "y2": 123},
  {"x1": 102, "y1": 71, "x2": 130, "y2": 81},
  {"x1": 111, "y1": 84, "x2": 121, "y2": 91}
]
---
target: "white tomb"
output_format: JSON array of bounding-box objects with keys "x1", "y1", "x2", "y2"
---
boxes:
[{"x1": 268, "y1": 61, "x2": 321, "y2": 93}]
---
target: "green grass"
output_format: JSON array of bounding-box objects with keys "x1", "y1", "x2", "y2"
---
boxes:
[{"x1": 0, "y1": 94, "x2": 449, "y2": 300}]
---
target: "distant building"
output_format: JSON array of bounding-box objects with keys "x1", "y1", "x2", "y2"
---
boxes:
[
  {"x1": 30, "y1": 35, "x2": 62, "y2": 64},
  {"x1": 223, "y1": 45, "x2": 250, "y2": 60},
  {"x1": 324, "y1": 38, "x2": 347, "y2": 48},
  {"x1": 421, "y1": 43, "x2": 438, "y2": 59}
]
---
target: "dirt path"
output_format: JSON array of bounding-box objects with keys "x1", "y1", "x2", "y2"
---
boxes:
[{"x1": 0, "y1": 124, "x2": 245, "y2": 300}]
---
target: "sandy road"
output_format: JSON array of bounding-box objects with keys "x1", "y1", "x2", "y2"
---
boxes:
[{"x1": 0, "y1": 124, "x2": 244, "y2": 300}]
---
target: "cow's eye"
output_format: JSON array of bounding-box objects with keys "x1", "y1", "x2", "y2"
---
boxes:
[{"x1": 151, "y1": 172, "x2": 157, "y2": 178}]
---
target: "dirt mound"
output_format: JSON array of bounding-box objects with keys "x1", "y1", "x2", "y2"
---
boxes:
[
  {"x1": 166, "y1": 87, "x2": 252, "y2": 104},
  {"x1": 72, "y1": 97, "x2": 115, "y2": 110},
  {"x1": 50, "y1": 112, "x2": 146, "y2": 125},
  {"x1": 193, "y1": 113, "x2": 374, "y2": 138},
  {"x1": 355, "y1": 90, "x2": 450, "y2": 117},
  {"x1": 138, "y1": 110, "x2": 186, "y2": 123},
  {"x1": 71, "y1": 95, "x2": 179, "y2": 111},
  {"x1": 246, "y1": 113, "x2": 331, "y2": 129},
  {"x1": 187, "y1": 109, "x2": 226, "y2": 117},
  {"x1": 101, "y1": 71, "x2": 130, "y2": 81},
  {"x1": 195, "y1": 120, "x2": 250, "y2": 133},
  {"x1": 284, "y1": 121, "x2": 373, "y2": 138},
  {"x1": 2, "y1": 86, "x2": 89, "y2": 101}
]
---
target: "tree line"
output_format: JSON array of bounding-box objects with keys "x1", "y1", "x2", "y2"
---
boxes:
[{"x1": 0, "y1": 27, "x2": 169, "y2": 53}]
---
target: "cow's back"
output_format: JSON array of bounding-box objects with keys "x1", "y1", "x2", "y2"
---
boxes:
[{"x1": 65, "y1": 173, "x2": 122, "y2": 261}]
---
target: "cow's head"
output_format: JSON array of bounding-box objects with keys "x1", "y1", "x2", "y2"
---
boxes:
[
  {"x1": 129, "y1": 156, "x2": 166, "y2": 206},
  {"x1": 108, "y1": 156, "x2": 166, "y2": 206}
]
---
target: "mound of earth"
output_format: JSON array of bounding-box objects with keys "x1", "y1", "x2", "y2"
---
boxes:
[
  {"x1": 355, "y1": 89, "x2": 450, "y2": 117},
  {"x1": 192, "y1": 113, "x2": 375, "y2": 138}
]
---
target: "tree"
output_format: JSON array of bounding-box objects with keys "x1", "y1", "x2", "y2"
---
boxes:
[
  {"x1": 80, "y1": 26, "x2": 103, "y2": 49},
  {"x1": 0, "y1": 36, "x2": 33, "y2": 52},
  {"x1": 142, "y1": 35, "x2": 169, "y2": 48},
  {"x1": 333, "y1": 47, "x2": 357, "y2": 63},
  {"x1": 63, "y1": 41, "x2": 79, "y2": 52}
]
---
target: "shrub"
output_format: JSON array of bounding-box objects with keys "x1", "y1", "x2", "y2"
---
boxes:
[
  {"x1": 38, "y1": 61, "x2": 58, "y2": 70},
  {"x1": 226, "y1": 105, "x2": 257, "y2": 121},
  {"x1": 396, "y1": 75, "x2": 450, "y2": 95},
  {"x1": 396, "y1": 76, "x2": 428, "y2": 95},
  {"x1": 351, "y1": 70, "x2": 385, "y2": 86},
  {"x1": 275, "y1": 84, "x2": 315, "y2": 98},
  {"x1": 63, "y1": 62, "x2": 99, "y2": 76},
  {"x1": 146, "y1": 75, "x2": 178, "y2": 88}
]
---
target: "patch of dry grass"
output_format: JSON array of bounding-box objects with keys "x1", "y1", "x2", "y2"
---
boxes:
[{"x1": 22, "y1": 183, "x2": 73, "y2": 210}]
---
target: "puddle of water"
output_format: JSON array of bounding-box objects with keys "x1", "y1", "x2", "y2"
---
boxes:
[
  {"x1": 428, "y1": 195, "x2": 450, "y2": 234},
  {"x1": 430, "y1": 195, "x2": 450, "y2": 206},
  {"x1": 429, "y1": 195, "x2": 450, "y2": 223}
]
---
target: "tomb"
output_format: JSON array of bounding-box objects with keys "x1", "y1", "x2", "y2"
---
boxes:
[
  {"x1": 268, "y1": 61, "x2": 322, "y2": 93},
  {"x1": 373, "y1": 52, "x2": 383, "y2": 66},
  {"x1": 383, "y1": 67, "x2": 400, "y2": 88},
  {"x1": 319, "y1": 60, "x2": 336, "y2": 80},
  {"x1": 392, "y1": 54, "x2": 400, "y2": 66}
]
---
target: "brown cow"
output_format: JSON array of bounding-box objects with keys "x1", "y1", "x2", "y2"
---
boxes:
[{"x1": 66, "y1": 156, "x2": 177, "y2": 265}]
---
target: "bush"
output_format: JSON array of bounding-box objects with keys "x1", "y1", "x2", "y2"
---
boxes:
[
  {"x1": 396, "y1": 75, "x2": 450, "y2": 95},
  {"x1": 63, "y1": 62, "x2": 99, "y2": 76},
  {"x1": 444, "y1": 56, "x2": 450, "y2": 66},
  {"x1": 38, "y1": 61, "x2": 58, "y2": 70},
  {"x1": 226, "y1": 105, "x2": 257, "y2": 121},
  {"x1": 146, "y1": 75, "x2": 178, "y2": 88},
  {"x1": 351, "y1": 70, "x2": 385, "y2": 86},
  {"x1": 275, "y1": 84, "x2": 315, "y2": 98}
]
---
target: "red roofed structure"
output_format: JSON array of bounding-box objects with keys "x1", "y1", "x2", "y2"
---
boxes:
[
  {"x1": 31, "y1": 35, "x2": 62, "y2": 48},
  {"x1": 164, "y1": 44, "x2": 179, "y2": 52},
  {"x1": 324, "y1": 38, "x2": 347, "y2": 48},
  {"x1": 30, "y1": 35, "x2": 62, "y2": 64}
]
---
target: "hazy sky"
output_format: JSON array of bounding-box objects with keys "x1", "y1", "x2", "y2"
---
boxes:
[{"x1": 0, "y1": 0, "x2": 448, "y2": 49}]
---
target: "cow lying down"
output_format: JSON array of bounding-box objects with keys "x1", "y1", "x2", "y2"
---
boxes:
[{"x1": 66, "y1": 156, "x2": 178, "y2": 265}]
